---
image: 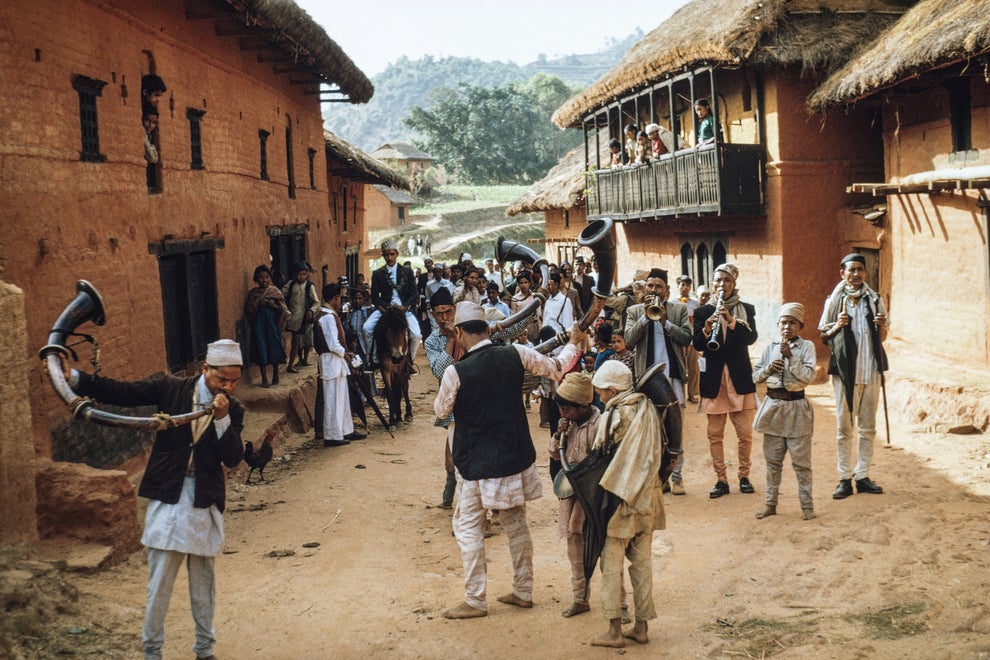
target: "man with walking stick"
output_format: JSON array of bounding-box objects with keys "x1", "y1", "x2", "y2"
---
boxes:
[{"x1": 819, "y1": 253, "x2": 889, "y2": 499}]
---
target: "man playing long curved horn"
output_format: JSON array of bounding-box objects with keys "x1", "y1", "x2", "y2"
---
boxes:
[
  {"x1": 68, "y1": 340, "x2": 244, "y2": 660},
  {"x1": 435, "y1": 302, "x2": 586, "y2": 619}
]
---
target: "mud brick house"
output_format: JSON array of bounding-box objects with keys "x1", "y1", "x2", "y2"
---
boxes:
[
  {"x1": 810, "y1": 0, "x2": 990, "y2": 429},
  {"x1": 364, "y1": 185, "x2": 419, "y2": 234},
  {"x1": 0, "y1": 0, "x2": 375, "y2": 547},
  {"x1": 323, "y1": 129, "x2": 410, "y2": 285},
  {"x1": 370, "y1": 141, "x2": 440, "y2": 194},
  {"x1": 550, "y1": 0, "x2": 908, "y2": 340}
]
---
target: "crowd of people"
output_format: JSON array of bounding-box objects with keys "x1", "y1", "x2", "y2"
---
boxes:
[
  {"x1": 68, "y1": 237, "x2": 888, "y2": 656},
  {"x1": 606, "y1": 99, "x2": 719, "y2": 170}
]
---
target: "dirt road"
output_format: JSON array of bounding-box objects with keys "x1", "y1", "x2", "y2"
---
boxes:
[{"x1": 14, "y1": 356, "x2": 990, "y2": 658}]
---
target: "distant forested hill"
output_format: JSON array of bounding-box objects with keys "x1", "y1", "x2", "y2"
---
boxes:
[{"x1": 324, "y1": 30, "x2": 643, "y2": 154}]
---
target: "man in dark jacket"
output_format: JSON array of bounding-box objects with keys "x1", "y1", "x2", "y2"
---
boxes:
[
  {"x1": 71, "y1": 339, "x2": 244, "y2": 660},
  {"x1": 363, "y1": 239, "x2": 422, "y2": 368},
  {"x1": 692, "y1": 264, "x2": 759, "y2": 499},
  {"x1": 434, "y1": 302, "x2": 585, "y2": 619}
]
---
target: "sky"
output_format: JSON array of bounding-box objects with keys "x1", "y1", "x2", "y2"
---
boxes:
[{"x1": 295, "y1": 0, "x2": 692, "y2": 77}]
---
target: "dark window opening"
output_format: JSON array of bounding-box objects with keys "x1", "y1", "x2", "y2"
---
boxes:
[
  {"x1": 269, "y1": 229, "x2": 307, "y2": 288},
  {"x1": 155, "y1": 246, "x2": 220, "y2": 374},
  {"x1": 712, "y1": 241, "x2": 727, "y2": 269},
  {"x1": 187, "y1": 108, "x2": 205, "y2": 170},
  {"x1": 680, "y1": 243, "x2": 694, "y2": 282},
  {"x1": 285, "y1": 117, "x2": 295, "y2": 199},
  {"x1": 947, "y1": 77, "x2": 972, "y2": 153},
  {"x1": 398, "y1": 206, "x2": 405, "y2": 223},
  {"x1": 259, "y1": 129, "x2": 270, "y2": 180},
  {"x1": 308, "y1": 148, "x2": 317, "y2": 189},
  {"x1": 696, "y1": 244, "x2": 710, "y2": 286},
  {"x1": 72, "y1": 74, "x2": 107, "y2": 162}
]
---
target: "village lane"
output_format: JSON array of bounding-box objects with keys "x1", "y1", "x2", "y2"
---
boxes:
[{"x1": 53, "y1": 352, "x2": 990, "y2": 659}]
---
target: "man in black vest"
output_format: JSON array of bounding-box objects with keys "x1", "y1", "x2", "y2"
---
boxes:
[{"x1": 434, "y1": 301, "x2": 586, "y2": 619}]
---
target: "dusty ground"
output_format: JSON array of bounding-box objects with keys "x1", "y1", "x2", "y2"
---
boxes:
[{"x1": 7, "y1": 354, "x2": 990, "y2": 659}]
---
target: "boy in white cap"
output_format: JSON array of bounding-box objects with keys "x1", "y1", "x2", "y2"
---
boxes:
[
  {"x1": 434, "y1": 301, "x2": 586, "y2": 620},
  {"x1": 752, "y1": 303, "x2": 817, "y2": 520},
  {"x1": 69, "y1": 339, "x2": 244, "y2": 660}
]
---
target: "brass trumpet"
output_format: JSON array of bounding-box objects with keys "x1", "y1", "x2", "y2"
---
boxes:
[
  {"x1": 644, "y1": 295, "x2": 665, "y2": 321},
  {"x1": 706, "y1": 289, "x2": 725, "y2": 351}
]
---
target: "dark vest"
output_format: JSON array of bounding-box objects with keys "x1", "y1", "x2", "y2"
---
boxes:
[{"x1": 452, "y1": 344, "x2": 535, "y2": 480}]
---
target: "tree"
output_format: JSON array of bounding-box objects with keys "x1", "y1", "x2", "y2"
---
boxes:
[{"x1": 404, "y1": 74, "x2": 582, "y2": 185}]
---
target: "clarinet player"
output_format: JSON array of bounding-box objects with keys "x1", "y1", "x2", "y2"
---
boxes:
[{"x1": 692, "y1": 263, "x2": 758, "y2": 500}]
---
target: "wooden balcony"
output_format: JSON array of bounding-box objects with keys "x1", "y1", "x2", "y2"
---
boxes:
[{"x1": 586, "y1": 144, "x2": 766, "y2": 220}]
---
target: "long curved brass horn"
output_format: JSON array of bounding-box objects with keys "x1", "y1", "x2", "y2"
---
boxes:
[
  {"x1": 535, "y1": 218, "x2": 616, "y2": 354},
  {"x1": 39, "y1": 280, "x2": 215, "y2": 432},
  {"x1": 496, "y1": 235, "x2": 551, "y2": 299},
  {"x1": 490, "y1": 297, "x2": 541, "y2": 342}
]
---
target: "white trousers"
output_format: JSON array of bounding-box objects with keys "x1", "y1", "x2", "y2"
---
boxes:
[
  {"x1": 832, "y1": 376, "x2": 880, "y2": 480},
  {"x1": 321, "y1": 372, "x2": 354, "y2": 441},
  {"x1": 143, "y1": 548, "x2": 216, "y2": 660},
  {"x1": 451, "y1": 478, "x2": 533, "y2": 611}
]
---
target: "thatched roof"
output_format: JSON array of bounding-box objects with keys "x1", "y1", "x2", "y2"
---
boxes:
[
  {"x1": 810, "y1": 0, "x2": 990, "y2": 109},
  {"x1": 552, "y1": 0, "x2": 908, "y2": 128},
  {"x1": 506, "y1": 132, "x2": 611, "y2": 216},
  {"x1": 371, "y1": 142, "x2": 435, "y2": 161},
  {"x1": 372, "y1": 185, "x2": 418, "y2": 205},
  {"x1": 324, "y1": 130, "x2": 410, "y2": 190},
  {"x1": 220, "y1": 0, "x2": 373, "y2": 103}
]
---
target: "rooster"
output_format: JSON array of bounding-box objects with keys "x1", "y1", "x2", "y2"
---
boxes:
[{"x1": 244, "y1": 430, "x2": 274, "y2": 484}]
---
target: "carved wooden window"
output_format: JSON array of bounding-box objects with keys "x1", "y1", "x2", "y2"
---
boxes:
[{"x1": 72, "y1": 75, "x2": 107, "y2": 162}]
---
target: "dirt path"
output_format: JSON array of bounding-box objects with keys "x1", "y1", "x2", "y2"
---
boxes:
[{"x1": 16, "y1": 357, "x2": 990, "y2": 658}]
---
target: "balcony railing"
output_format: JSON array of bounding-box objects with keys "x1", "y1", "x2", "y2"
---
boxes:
[{"x1": 586, "y1": 144, "x2": 766, "y2": 219}]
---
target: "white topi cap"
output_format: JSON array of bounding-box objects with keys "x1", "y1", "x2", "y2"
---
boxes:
[{"x1": 206, "y1": 339, "x2": 243, "y2": 367}]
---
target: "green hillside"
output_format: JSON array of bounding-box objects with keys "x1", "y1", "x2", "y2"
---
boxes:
[{"x1": 324, "y1": 31, "x2": 643, "y2": 154}]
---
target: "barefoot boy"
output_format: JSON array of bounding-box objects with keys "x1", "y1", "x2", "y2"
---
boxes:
[{"x1": 589, "y1": 361, "x2": 665, "y2": 647}]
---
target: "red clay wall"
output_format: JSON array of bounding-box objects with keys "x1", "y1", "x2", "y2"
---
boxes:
[
  {"x1": 0, "y1": 0, "x2": 338, "y2": 456},
  {"x1": 880, "y1": 83, "x2": 990, "y2": 364}
]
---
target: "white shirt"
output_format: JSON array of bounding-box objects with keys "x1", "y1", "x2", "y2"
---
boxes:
[{"x1": 543, "y1": 292, "x2": 574, "y2": 333}]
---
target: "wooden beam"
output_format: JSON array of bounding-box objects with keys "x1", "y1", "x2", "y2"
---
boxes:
[
  {"x1": 273, "y1": 64, "x2": 307, "y2": 74},
  {"x1": 185, "y1": 8, "x2": 234, "y2": 21},
  {"x1": 290, "y1": 77, "x2": 319, "y2": 85},
  {"x1": 258, "y1": 52, "x2": 292, "y2": 63},
  {"x1": 239, "y1": 37, "x2": 271, "y2": 51},
  {"x1": 215, "y1": 23, "x2": 256, "y2": 38}
]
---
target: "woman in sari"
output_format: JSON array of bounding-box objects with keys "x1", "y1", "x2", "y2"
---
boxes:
[{"x1": 245, "y1": 265, "x2": 289, "y2": 387}]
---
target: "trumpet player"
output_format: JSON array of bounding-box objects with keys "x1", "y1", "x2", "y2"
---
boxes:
[
  {"x1": 624, "y1": 268, "x2": 692, "y2": 493},
  {"x1": 692, "y1": 263, "x2": 758, "y2": 500},
  {"x1": 818, "y1": 253, "x2": 888, "y2": 500}
]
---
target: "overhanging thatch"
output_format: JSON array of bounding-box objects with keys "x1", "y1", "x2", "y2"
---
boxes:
[
  {"x1": 370, "y1": 142, "x2": 435, "y2": 162},
  {"x1": 324, "y1": 130, "x2": 410, "y2": 190},
  {"x1": 552, "y1": 0, "x2": 908, "y2": 128},
  {"x1": 507, "y1": 133, "x2": 611, "y2": 216},
  {"x1": 221, "y1": 0, "x2": 373, "y2": 103},
  {"x1": 810, "y1": 0, "x2": 990, "y2": 110}
]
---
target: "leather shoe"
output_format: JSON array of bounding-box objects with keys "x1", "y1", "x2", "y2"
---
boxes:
[
  {"x1": 709, "y1": 481, "x2": 730, "y2": 499},
  {"x1": 323, "y1": 439, "x2": 350, "y2": 447},
  {"x1": 739, "y1": 477, "x2": 755, "y2": 494},
  {"x1": 855, "y1": 477, "x2": 884, "y2": 494},
  {"x1": 343, "y1": 431, "x2": 367, "y2": 441},
  {"x1": 832, "y1": 479, "x2": 853, "y2": 499}
]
